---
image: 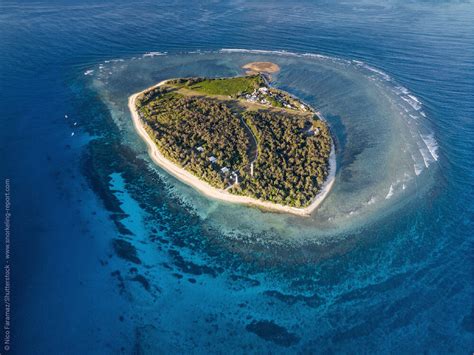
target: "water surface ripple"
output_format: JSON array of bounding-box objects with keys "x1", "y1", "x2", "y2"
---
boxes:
[{"x1": 1, "y1": 1, "x2": 472, "y2": 353}]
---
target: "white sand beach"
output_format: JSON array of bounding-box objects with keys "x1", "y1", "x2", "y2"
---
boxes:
[{"x1": 128, "y1": 81, "x2": 335, "y2": 216}]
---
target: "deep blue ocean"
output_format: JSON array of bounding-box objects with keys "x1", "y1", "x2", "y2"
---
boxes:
[{"x1": 1, "y1": 0, "x2": 473, "y2": 353}]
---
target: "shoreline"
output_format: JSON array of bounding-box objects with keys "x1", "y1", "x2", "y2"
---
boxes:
[
  {"x1": 242, "y1": 61, "x2": 280, "y2": 76},
  {"x1": 128, "y1": 80, "x2": 336, "y2": 216}
]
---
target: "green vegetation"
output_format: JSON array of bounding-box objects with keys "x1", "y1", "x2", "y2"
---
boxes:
[
  {"x1": 138, "y1": 87, "x2": 249, "y2": 189},
  {"x1": 169, "y1": 75, "x2": 264, "y2": 97},
  {"x1": 137, "y1": 75, "x2": 333, "y2": 208},
  {"x1": 267, "y1": 95, "x2": 284, "y2": 108},
  {"x1": 236, "y1": 111, "x2": 332, "y2": 207}
]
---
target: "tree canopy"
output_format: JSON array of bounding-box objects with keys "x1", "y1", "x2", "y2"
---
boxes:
[{"x1": 137, "y1": 76, "x2": 332, "y2": 207}]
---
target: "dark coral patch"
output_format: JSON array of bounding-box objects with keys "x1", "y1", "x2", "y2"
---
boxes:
[
  {"x1": 113, "y1": 239, "x2": 141, "y2": 264},
  {"x1": 246, "y1": 320, "x2": 300, "y2": 347},
  {"x1": 131, "y1": 274, "x2": 150, "y2": 291},
  {"x1": 263, "y1": 290, "x2": 322, "y2": 308}
]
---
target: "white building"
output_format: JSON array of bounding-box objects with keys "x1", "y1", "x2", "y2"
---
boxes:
[
  {"x1": 231, "y1": 171, "x2": 239, "y2": 184},
  {"x1": 209, "y1": 156, "x2": 217, "y2": 163},
  {"x1": 220, "y1": 167, "x2": 229, "y2": 174}
]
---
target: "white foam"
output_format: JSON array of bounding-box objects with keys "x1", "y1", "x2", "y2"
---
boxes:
[
  {"x1": 301, "y1": 52, "x2": 334, "y2": 61},
  {"x1": 222, "y1": 50, "x2": 440, "y2": 174},
  {"x1": 414, "y1": 164, "x2": 423, "y2": 175},
  {"x1": 385, "y1": 185, "x2": 394, "y2": 199},
  {"x1": 84, "y1": 69, "x2": 94, "y2": 76},
  {"x1": 394, "y1": 85, "x2": 409, "y2": 95},
  {"x1": 419, "y1": 147, "x2": 433, "y2": 167},
  {"x1": 421, "y1": 133, "x2": 439, "y2": 161},
  {"x1": 385, "y1": 77, "x2": 439, "y2": 170},
  {"x1": 408, "y1": 94, "x2": 421, "y2": 104},
  {"x1": 401, "y1": 95, "x2": 422, "y2": 111},
  {"x1": 220, "y1": 48, "x2": 291, "y2": 56},
  {"x1": 143, "y1": 51, "x2": 167, "y2": 58},
  {"x1": 361, "y1": 64, "x2": 391, "y2": 81}
]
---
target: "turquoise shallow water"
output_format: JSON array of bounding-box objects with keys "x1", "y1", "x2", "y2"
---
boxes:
[
  {"x1": 93, "y1": 51, "x2": 438, "y2": 241},
  {"x1": 1, "y1": 0, "x2": 473, "y2": 353}
]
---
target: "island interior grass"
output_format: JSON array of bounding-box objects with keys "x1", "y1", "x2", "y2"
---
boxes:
[
  {"x1": 131, "y1": 63, "x2": 335, "y2": 213},
  {"x1": 183, "y1": 75, "x2": 264, "y2": 96}
]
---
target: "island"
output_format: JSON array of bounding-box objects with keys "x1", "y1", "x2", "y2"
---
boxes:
[
  {"x1": 242, "y1": 61, "x2": 281, "y2": 75},
  {"x1": 128, "y1": 64, "x2": 335, "y2": 215}
]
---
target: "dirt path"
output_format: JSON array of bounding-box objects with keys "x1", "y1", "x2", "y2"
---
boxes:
[{"x1": 129, "y1": 81, "x2": 336, "y2": 216}]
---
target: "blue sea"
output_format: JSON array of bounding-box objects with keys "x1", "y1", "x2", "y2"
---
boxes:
[{"x1": 1, "y1": 0, "x2": 473, "y2": 353}]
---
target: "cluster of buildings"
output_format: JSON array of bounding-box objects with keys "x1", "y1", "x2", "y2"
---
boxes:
[
  {"x1": 242, "y1": 87, "x2": 271, "y2": 105},
  {"x1": 195, "y1": 146, "x2": 239, "y2": 187},
  {"x1": 241, "y1": 87, "x2": 309, "y2": 112},
  {"x1": 308, "y1": 126, "x2": 321, "y2": 136}
]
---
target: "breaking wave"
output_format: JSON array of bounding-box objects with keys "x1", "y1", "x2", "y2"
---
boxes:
[{"x1": 90, "y1": 49, "x2": 439, "y2": 239}]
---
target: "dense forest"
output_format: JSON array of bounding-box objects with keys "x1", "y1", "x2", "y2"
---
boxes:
[
  {"x1": 236, "y1": 111, "x2": 332, "y2": 207},
  {"x1": 138, "y1": 87, "x2": 250, "y2": 189},
  {"x1": 137, "y1": 77, "x2": 332, "y2": 207}
]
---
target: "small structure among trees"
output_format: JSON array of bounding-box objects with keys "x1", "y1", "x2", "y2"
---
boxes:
[{"x1": 137, "y1": 75, "x2": 332, "y2": 207}]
